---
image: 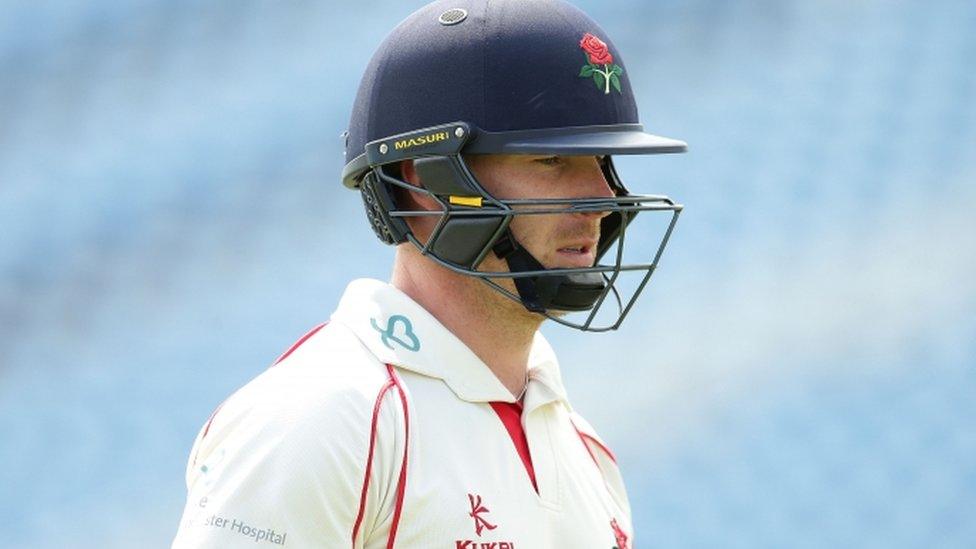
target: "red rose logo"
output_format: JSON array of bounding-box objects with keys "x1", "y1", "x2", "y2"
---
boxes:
[
  {"x1": 579, "y1": 33, "x2": 614, "y2": 65},
  {"x1": 577, "y1": 33, "x2": 623, "y2": 95}
]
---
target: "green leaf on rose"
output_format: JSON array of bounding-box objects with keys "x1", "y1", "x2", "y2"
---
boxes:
[
  {"x1": 592, "y1": 71, "x2": 606, "y2": 90},
  {"x1": 579, "y1": 65, "x2": 595, "y2": 77},
  {"x1": 612, "y1": 65, "x2": 623, "y2": 76},
  {"x1": 611, "y1": 73, "x2": 622, "y2": 93}
]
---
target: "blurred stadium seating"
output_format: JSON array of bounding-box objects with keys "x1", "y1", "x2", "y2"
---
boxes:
[{"x1": 1, "y1": 0, "x2": 973, "y2": 547}]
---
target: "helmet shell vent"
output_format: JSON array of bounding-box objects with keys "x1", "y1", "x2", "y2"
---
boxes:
[{"x1": 438, "y1": 8, "x2": 468, "y2": 25}]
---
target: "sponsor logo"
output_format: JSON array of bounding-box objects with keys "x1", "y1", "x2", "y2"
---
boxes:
[
  {"x1": 455, "y1": 494, "x2": 517, "y2": 548},
  {"x1": 468, "y1": 494, "x2": 497, "y2": 536},
  {"x1": 394, "y1": 131, "x2": 450, "y2": 151},
  {"x1": 198, "y1": 514, "x2": 287, "y2": 546},
  {"x1": 611, "y1": 518, "x2": 629, "y2": 549},
  {"x1": 370, "y1": 314, "x2": 421, "y2": 352},
  {"x1": 199, "y1": 447, "x2": 226, "y2": 488}
]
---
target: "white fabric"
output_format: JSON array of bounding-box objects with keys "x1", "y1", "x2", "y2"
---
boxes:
[{"x1": 172, "y1": 279, "x2": 632, "y2": 548}]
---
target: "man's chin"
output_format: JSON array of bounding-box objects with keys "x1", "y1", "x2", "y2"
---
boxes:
[{"x1": 543, "y1": 308, "x2": 570, "y2": 319}]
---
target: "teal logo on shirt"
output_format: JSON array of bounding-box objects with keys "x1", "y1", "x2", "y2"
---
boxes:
[{"x1": 370, "y1": 314, "x2": 421, "y2": 352}]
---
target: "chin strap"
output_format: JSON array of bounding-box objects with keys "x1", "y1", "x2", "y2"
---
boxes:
[{"x1": 491, "y1": 230, "x2": 606, "y2": 313}]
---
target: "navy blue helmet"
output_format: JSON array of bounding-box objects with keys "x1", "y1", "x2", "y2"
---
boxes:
[{"x1": 342, "y1": 0, "x2": 686, "y2": 331}]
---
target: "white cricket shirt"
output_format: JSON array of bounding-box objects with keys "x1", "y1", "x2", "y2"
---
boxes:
[{"x1": 172, "y1": 279, "x2": 633, "y2": 548}]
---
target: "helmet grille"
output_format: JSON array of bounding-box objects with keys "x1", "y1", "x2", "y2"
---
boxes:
[{"x1": 437, "y1": 8, "x2": 468, "y2": 26}]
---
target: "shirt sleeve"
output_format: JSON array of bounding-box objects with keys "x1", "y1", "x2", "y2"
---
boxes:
[{"x1": 171, "y1": 365, "x2": 404, "y2": 548}]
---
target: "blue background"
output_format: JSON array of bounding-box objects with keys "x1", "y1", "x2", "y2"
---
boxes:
[{"x1": 1, "y1": 0, "x2": 973, "y2": 547}]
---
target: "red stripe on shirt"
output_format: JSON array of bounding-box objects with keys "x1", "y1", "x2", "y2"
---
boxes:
[
  {"x1": 350, "y1": 364, "x2": 411, "y2": 549},
  {"x1": 272, "y1": 322, "x2": 328, "y2": 366},
  {"x1": 570, "y1": 419, "x2": 618, "y2": 465},
  {"x1": 199, "y1": 401, "x2": 226, "y2": 441},
  {"x1": 200, "y1": 322, "x2": 329, "y2": 452},
  {"x1": 385, "y1": 364, "x2": 410, "y2": 549},
  {"x1": 569, "y1": 418, "x2": 622, "y2": 505},
  {"x1": 490, "y1": 401, "x2": 538, "y2": 493},
  {"x1": 351, "y1": 377, "x2": 396, "y2": 546}
]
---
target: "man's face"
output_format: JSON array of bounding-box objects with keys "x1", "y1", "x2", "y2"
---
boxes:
[{"x1": 464, "y1": 154, "x2": 615, "y2": 272}]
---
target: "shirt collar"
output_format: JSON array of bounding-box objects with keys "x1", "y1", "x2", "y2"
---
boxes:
[{"x1": 331, "y1": 279, "x2": 569, "y2": 407}]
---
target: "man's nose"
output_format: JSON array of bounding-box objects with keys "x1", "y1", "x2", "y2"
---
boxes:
[{"x1": 569, "y1": 157, "x2": 616, "y2": 219}]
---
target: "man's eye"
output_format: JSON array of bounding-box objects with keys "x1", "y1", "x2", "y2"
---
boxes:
[{"x1": 535, "y1": 156, "x2": 563, "y2": 166}]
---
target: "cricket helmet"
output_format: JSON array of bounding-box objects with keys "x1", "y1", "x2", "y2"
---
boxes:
[{"x1": 341, "y1": 0, "x2": 686, "y2": 331}]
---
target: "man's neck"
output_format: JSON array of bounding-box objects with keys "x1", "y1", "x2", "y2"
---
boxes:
[{"x1": 391, "y1": 248, "x2": 541, "y2": 398}]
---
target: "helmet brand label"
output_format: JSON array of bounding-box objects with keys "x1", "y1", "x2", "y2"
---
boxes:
[{"x1": 395, "y1": 130, "x2": 451, "y2": 151}]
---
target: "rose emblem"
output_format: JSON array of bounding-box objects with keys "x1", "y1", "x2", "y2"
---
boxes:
[
  {"x1": 580, "y1": 33, "x2": 614, "y2": 65},
  {"x1": 578, "y1": 33, "x2": 623, "y2": 95}
]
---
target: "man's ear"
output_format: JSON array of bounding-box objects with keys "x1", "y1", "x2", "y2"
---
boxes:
[
  {"x1": 400, "y1": 159, "x2": 420, "y2": 186},
  {"x1": 395, "y1": 159, "x2": 439, "y2": 211}
]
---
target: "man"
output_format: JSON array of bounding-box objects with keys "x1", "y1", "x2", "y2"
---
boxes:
[{"x1": 172, "y1": 0, "x2": 685, "y2": 547}]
